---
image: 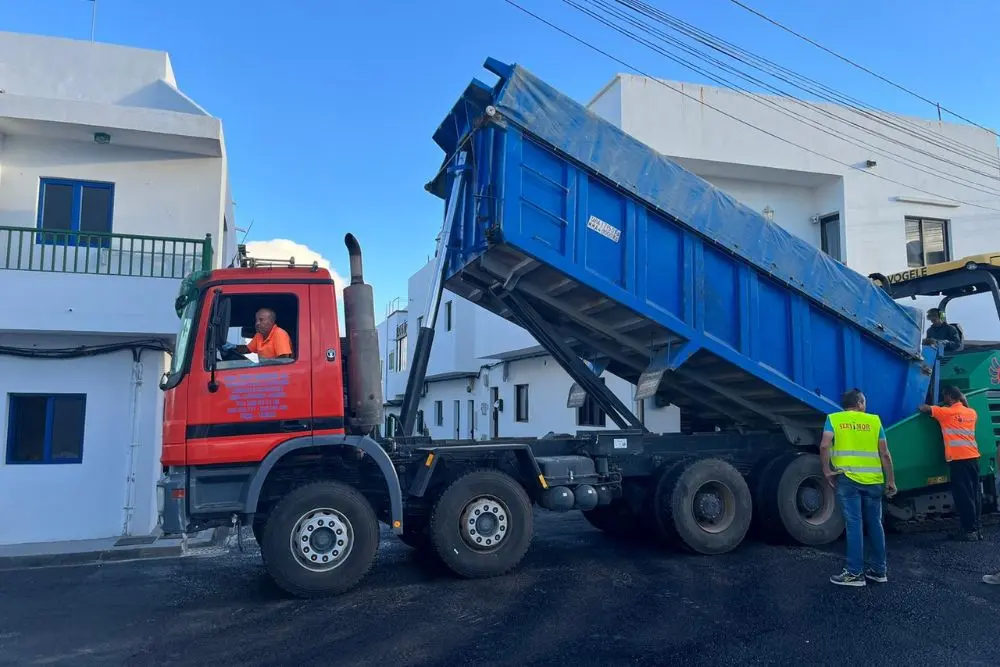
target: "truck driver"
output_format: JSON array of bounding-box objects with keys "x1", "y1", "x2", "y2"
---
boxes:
[{"x1": 227, "y1": 307, "x2": 293, "y2": 360}]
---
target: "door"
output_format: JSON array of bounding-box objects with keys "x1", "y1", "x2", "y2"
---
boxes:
[
  {"x1": 185, "y1": 285, "x2": 313, "y2": 465},
  {"x1": 490, "y1": 387, "x2": 500, "y2": 439},
  {"x1": 453, "y1": 400, "x2": 461, "y2": 440},
  {"x1": 820, "y1": 213, "x2": 842, "y2": 262},
  {"x1": 468, "y1": 399, "x2": 475, "y2": 439}
]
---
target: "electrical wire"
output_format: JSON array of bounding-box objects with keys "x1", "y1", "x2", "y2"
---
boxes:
[
  {"x1": 499, "y1": 0, "x2": 1000, "y2": 212},
  {"x1": 568, "y1": 0, "x2": 1000, "y2": 198},
  {"x1": 0, "y1": 339, "x2": 172, "y2": 359},
  {"x1": 724, "y1": 0, "x2": 998, "y2": 137},
  {"x1": 621, "y1": 0, "x2": 1000, "y2": 171}
]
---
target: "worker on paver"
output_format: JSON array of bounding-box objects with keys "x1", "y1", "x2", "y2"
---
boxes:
[
  {"x1": 924, "y1": 308, "x2": 963, "y2": 353},
  {"x1": 820, "y1": 389, "x2": 897, "y2": 587},
  {"x1": 918, "y1": 386, "x2": 981, "y2": 542}
]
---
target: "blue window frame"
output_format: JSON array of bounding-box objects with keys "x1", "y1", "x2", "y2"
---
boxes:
[
  {"x1": 35, "y1": 177, "x2": 114, "y2": 248},
  {"x1": 5, "y1": 394, "x2": 87, "y2": 465}
]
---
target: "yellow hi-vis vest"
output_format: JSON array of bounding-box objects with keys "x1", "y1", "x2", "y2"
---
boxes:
[{"x1": 829, "y1": 410, "x2": 885, "y2": 485}]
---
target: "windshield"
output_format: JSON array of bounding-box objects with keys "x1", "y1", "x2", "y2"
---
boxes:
[{"x1": 169, "y1": 300, "x2": 198, "y2": 376}]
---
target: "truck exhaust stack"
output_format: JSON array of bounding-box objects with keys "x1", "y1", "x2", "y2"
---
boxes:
[{"x1": 342, "y1": 233, "x2": 384, "y2": 435}]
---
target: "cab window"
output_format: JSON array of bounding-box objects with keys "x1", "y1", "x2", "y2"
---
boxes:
[{"x1": 207, "y1": 292, "x2": 300, "y2": 370}]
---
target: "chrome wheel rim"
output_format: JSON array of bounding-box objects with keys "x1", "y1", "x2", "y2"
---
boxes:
[{"x1": 289, "y1": 507, "x2": 353, "y2": 572}]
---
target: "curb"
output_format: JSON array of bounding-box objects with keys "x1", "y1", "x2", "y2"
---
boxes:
[{"x1": 0, "y1": 526, "x2": 232, "y2": 571}]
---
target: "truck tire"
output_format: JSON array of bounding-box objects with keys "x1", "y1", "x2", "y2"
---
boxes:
[
  {"x1": 653, "y1": 457, "x2": 752, "y2": 555},
  {"x1": 765, "y1": 453, "x2": 844, "y2": 546},
  {"x1": 429, "y1": 469, "x2": 533, "y2": 579},
  {"x1": 260, "y1": 481, "x2": 379, "y2": 598},
  {"x1": 749, "y1": 453, "x2": 797, "y2": 539}
]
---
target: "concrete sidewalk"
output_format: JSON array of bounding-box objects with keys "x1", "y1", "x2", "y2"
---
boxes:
[{"x1": 0, "y1": 527, "x2": 230, "y2": 570}]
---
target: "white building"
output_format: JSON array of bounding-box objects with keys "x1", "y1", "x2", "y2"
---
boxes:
[
  {"x1": 377, "y1": 71, "x2": 1000, "y2": 441},
  {"x1": 0, "y1": 32, "x2": 234, "y2": 546}
]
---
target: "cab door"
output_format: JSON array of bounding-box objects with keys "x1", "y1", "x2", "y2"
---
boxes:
[{"x1": 185, "y1": 284, "x2": 313, "y2": 465}]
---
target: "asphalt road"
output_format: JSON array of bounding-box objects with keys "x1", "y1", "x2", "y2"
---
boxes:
[{"x1": 2, "y1": 512, "x2": 999, "y2": 667}]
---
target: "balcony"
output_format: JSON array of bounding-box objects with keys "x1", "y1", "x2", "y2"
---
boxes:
[
  {"x1": 1, "y1": 226, "x2": 214, "y2": 337},
  {"x1": 1, "y1": 226, "x2": 212, "y2": 278}
]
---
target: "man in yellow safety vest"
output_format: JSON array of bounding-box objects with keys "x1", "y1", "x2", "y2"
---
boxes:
[{"x1": 820, "y1": 389, "x2": 897, "y2": 587}]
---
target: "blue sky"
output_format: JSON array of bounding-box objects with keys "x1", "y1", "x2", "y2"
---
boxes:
[{"x1": 2, "y1": 0, "x2": 998, "y2": 313}]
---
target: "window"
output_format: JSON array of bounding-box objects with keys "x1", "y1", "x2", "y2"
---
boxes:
[
  {"x1": 210, "y1": 292, "x2": 300, "y2": 370},
  {"x1": 435, "y1": 400, "x2": 443, "y2": 426},
  {"x1": 819, "y1": 213, "x2": 842, "y2": 262},
  {"x1": 6, "y1": 394, "x2": 86, "y2": 464},
  {"x1": 905, "y1": 217, "x2": 951, "y2": 268},
  {"x1": 416, "y1": 409, "x2": 425, "y2": 434},
  {"x1": 577, "y1": 379, "x2": 607, "y2": 427},
  {"x1": 515, "y1": 384, "x2": 529, "y2": 422},
  {"x1": 36, "y1": 178, "x2": 114, "y2": 247},
  {"x1": 445, "y1": 301, "x2": 453, "y2": 331},
  {"x1": 394, "y1": 321, "x2": 408, "y2": 372}
]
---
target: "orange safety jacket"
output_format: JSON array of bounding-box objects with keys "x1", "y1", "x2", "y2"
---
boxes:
[{"x1": 930, "y1": 403, "x2": 980, "y2": 462}]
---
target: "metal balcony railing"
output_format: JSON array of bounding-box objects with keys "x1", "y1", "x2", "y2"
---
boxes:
[{"x1": 0, "y1": 226, "x2": 213, "y2": 279}]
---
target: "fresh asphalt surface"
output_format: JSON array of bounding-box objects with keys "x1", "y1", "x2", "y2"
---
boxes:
[{"x1": 2, "y1": 511, "x2": 999, "y2": 667}]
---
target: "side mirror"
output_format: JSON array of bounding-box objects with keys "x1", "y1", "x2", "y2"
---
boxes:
[{"x1": 206, "y1": 323, "x2": 219, "y2": 369}]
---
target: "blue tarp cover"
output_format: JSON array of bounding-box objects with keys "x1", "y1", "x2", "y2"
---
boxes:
[{"x1": 445, "y1": 60, "x2": 924, "y2": 358}]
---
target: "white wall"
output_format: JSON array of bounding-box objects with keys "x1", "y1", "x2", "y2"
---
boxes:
[
  {"x1": 0, "y1": 135, "x2": 225, "y2": 335},
  {"x1": 0, "y1": 135, "x2": 225, "y2": 240},
  {"x1": 377, "y1": 308, "x2": 410, "y2": 404},
  {"x1": 382, "y1": 354, "x2": 681, "y2": 440},
  {"x1": 609, "y1": 75, "x2": 1000, "y2": 270},
  {"x1": 587, "y1": 77, "x2": 622, "y2": 127},
  {"x1": 699, "y1": 175, "x2": 821, "y2": 247},
  {"x1": 0, "y1": 333, "x2": 165, "y2": 545},
  {"x1": 0, "y1": 30, "x2": 185, "y2": 108}
]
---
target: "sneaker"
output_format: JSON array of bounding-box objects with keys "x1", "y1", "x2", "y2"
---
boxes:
[
  {"x1": 831, "y1": 569, "x2": 866, "y2": 587},
  {"x1": 982, "y1": 572, "x2": 1000, "y2": 585},
  {"x1": 865, "y1": 568, "x2": 888, "y2": 583}
]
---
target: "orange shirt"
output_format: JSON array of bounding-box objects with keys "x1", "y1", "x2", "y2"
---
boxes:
[
  {"x1": 247, "y1": 325, "x2": 293, "y2": 359},
  {"x1": 930, "y1": 403, "x2": 979, "y2": 462}
]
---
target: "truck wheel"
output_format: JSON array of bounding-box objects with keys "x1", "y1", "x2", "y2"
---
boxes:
[
  {"x1": 260, "y1": 481, "x2": 379, "y2": 598},
  {"x1": 429, "y1": 469, "x2": 533, "y2": 579},
  {"x1": 749, "y1": 453, "x2": 797, "y2": 539},
  {"x1": 653, "y1": 457, "x2": 752, "y2": 555},
  {"x1": 767, "y1": 453, "x2": 844, "y2": 546}
]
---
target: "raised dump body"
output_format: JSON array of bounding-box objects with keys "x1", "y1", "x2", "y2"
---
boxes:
[{"x1": 429, "y1": 58, "x2": 934, "y2": 438}]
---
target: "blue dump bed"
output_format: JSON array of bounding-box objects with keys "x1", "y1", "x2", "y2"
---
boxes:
[{"x1": 428, "y1": 58, "x2": 935, "y2": 436}]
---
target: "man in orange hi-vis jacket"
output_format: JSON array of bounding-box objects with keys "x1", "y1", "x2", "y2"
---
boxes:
[{"x1": 918, "y1": 385, "x2": 981, "y2": 542}]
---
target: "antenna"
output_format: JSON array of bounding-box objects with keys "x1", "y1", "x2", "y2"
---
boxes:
[{"x1": 89, "y1": 0, "x2": 97, "y2": 42}]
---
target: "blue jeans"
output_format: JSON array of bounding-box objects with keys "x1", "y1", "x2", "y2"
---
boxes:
[{"x1": 836, "y1": 476, "x2": 887, "y2": 575}]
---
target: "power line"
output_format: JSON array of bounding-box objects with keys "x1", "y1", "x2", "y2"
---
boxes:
[
  {"x1": 725, "y1": 0, "x2": 997, "y2": 137},
  {"x1": 570, "y1": 0, "x2": 1000, "y2": 198},
  {"x1": 613, "y1": 0, "x2": 1000, "y2": 173},
  {"x1": 498, "y1": 0, "x2": 1000, "y2": 212}
]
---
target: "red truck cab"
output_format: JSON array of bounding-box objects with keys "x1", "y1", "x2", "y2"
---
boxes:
[
  {"x1": 160, "y1": 263, "x2": 346, "y2": 469},
  {"x1": 158, "y1": 242, "x2": 404, "y2": 584}
]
